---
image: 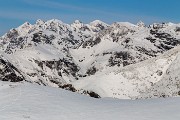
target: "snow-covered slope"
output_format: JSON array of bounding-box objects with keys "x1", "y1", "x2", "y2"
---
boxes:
[
  {"x1": 72, "y1": 22, "x2": 180, "y2": 73},
  {"x1": 1, "y1": 19, "x2": 180, "y2": 99},
  {"x1": 72, "y1": 46, "x2": 180, "y2": 99},
  {"x1": 0, "y1": 81, "x2": 180, "y2": 120}
]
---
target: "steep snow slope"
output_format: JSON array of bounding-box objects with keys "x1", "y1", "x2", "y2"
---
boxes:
[
  {"x1": 138, "y1": 48, "x2": 180, "y2": 99},
  {"x1": 0, "y1": 81, "x2": 180, "y2": 120},
  {"x1": 72, "y1": 46, "x2": 180, "y2": 99}
]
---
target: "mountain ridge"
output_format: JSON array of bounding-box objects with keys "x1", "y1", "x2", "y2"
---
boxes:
[{"x1": 0, "y1": 19, "x2": 180, "y2": 99}]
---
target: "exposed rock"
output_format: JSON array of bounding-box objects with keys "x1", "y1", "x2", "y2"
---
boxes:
[{"x1": 0, "y1": 58, "x2": 24, "y2": 82}]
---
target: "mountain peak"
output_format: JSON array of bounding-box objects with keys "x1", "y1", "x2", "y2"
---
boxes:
[
  {"x1": 18, "y1": 22, "x2": 31, "y2": 28},
  {"x1": 74, "y1": 20, "x2": 83, "y2": 24},
  {"x1": 45, "y1": 19, "x2": 64, "y2": 26},
  {"x1": 137, "y1": 21, "x2": 145, "y2": 27},
  {"x1": 16, "y1": 22, "x2": 32, "y2": 35},
  {"x1": 36, "y1": 19, "x2": 45, "y2": 25},
  {"x1": 90, "y1": 20, "x2": 109, "y2": 27}
]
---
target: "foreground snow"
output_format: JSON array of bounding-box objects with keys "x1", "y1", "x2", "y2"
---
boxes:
[{"x1": 0, "y1": 81, "x2": 180, "y2": 120}]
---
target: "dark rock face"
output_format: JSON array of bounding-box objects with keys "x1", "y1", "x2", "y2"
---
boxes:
[
  {"x1": 32, "y1": 32, "x2": 55, "y2": 44},
  {"x1": 82, "y1": 37, "x2": 101, "y2": 48},
  {"x1": 86, "y1": 91, "x2": 101, "y2": 98},
  {"x1": 156, "y1": 70, "x2": 163, "y2": 76},
  {"x1": 59, "y1": 84, "x2": 77, "y2": 92},
  {"x1": 135, "y1": 47, "x2": 157, "y2": 57},
  {"x1": 95, "y1": 24, "x2": 105, "y2": 31},
  {"x1": 86, "y1": 66, "x2": 97, "y2": 76},
  {"x1": 4, "y1": 35, "x2": 26, "y2": 54},
  {"x1": 2, "y1": 73, "x2": 23, "y2": 82},
  {"x1": 34, "y1": 58, "x2": 80, "y2": 84},
  {"x1": 0, "y1": 58, "x2": 24, "y2": 82},
  {"x1": 108, "y1": 51, "x2": 134, "y2": 67},
  {"x1": 6, "y1": 29, "x2": 19, "y2": 39},
  {"x1": 146, "y1": 36, "x2": 156, "y2": 43},
  {"x1": 175, "y1": 27, "x2": 180, "y2": 32},
  {"x1": 32, "y1": 33, "x2": 41, "y2": 43},
  {"x1": 150, "y1": 28, "x2": 180, "y2": 51},
  {"x1": 178, "y1": 91, "x2": 180, "y2": 96},
  {"x1": 59, "y1": 83, "x2": 101, "y2": 98},
  {"x1": 79, "y1": 26, "x2": 91, "y2": 32}
]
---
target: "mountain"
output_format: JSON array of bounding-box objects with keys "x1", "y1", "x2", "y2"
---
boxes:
[
  {"x1": 0, "y1": 19, "x2": 180, "y2": 99},
  {"x1": 73, "y1": 46, "x2": 180, "y2": 99},
  {"x1": 0, "y1": 81, "x2": 180, "y2": 120}
]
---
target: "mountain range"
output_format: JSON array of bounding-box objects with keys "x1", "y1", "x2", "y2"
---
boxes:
[{"x1": 0, "y1": 19, "x2": 180, "y2": 99}]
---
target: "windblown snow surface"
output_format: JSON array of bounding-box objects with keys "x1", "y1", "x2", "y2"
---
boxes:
[{"x1": 0, "y1": 81, "x2": 180, "y2": 120}]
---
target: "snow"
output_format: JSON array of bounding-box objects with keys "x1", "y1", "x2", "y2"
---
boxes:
[
  {"x1": 1, "y1": 19, "x2": 180, "y2": 118},
  {"x1": 89, "y1": 20, "x2": 109, "y2": 27},
  {"x1": 36, "y1": 19, "x2": 45, "y2": 25},
  {"x1": 17, "y1": 22, "x2": 33, "y2": 36},
  {"x1": 0, "y1": 81, "x2": 180, "y2": 120},
  {"x1": 72, "y1": 46, "x2": 180, "y2": 99},
  {"x1": 1, "y1": 19, "x2": 180, "y2": 99}
]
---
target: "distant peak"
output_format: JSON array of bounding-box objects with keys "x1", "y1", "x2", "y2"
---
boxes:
[
  {"x1": 91, "y1": 20, "x2": 103, "y2": 23},
  {"x1": 36, "y1": 19, "x2": 45, "y2": 25},
  {"x1": 21, "y1": 22, "x2": 31, "y2": 26},
  {"x1": 112, "y1": 22, "x2": 136, "y2": 27},
  {"x1": 15, "y1": 21, "x2": 32, "y2": 36},
  {"x1": 74, "y1": 20, "x2": 83, "y2": 24},
  {"x1": 90, "y1": 20, "x2": 105, "y2": 24},
  {"x1": 90, "y1": 20, "x2": 109, "y2": 27},
  {"x1": 47, "y1": 19, "x2": 63, "y2": 24},
  {"x1": 18, "y1": 22, "x2": 32, "y2": 29},
  {"x1": 71, "y1": 20, "x2": 84, "y2": 29},
  {"x1": 137, "y1": 21, "x2": 145, "y2": 27}
]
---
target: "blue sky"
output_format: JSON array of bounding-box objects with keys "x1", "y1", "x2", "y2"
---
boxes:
[{"x1": 0, "y1": 0, "x2": 180, "y2": 35}]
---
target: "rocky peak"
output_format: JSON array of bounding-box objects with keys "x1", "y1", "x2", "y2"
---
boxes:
[
  {"x1": 71, "y1": 20, "x2": 84, "y2": 30},
  {"x1": 90, "y1": 20, "x2": 108, "y2": 27},
  {"x1": 74, "y1": 20, "x2": 83, "y2": 24},
  {"x1": 17, "y1": 22, "x2": 32, "y2": 36},
  {"x1": 137, "y1": 21, "x2": 145, "y2": 27},
  {"x1": 89, "y1": 20, "x2": 109, "y2": 31},
  {"x1": 36, "y1": 19, "x2": 45, "y2": 25},
  {"x1": 18, "y1": 22, "x2": 32, "y2": 30}
]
